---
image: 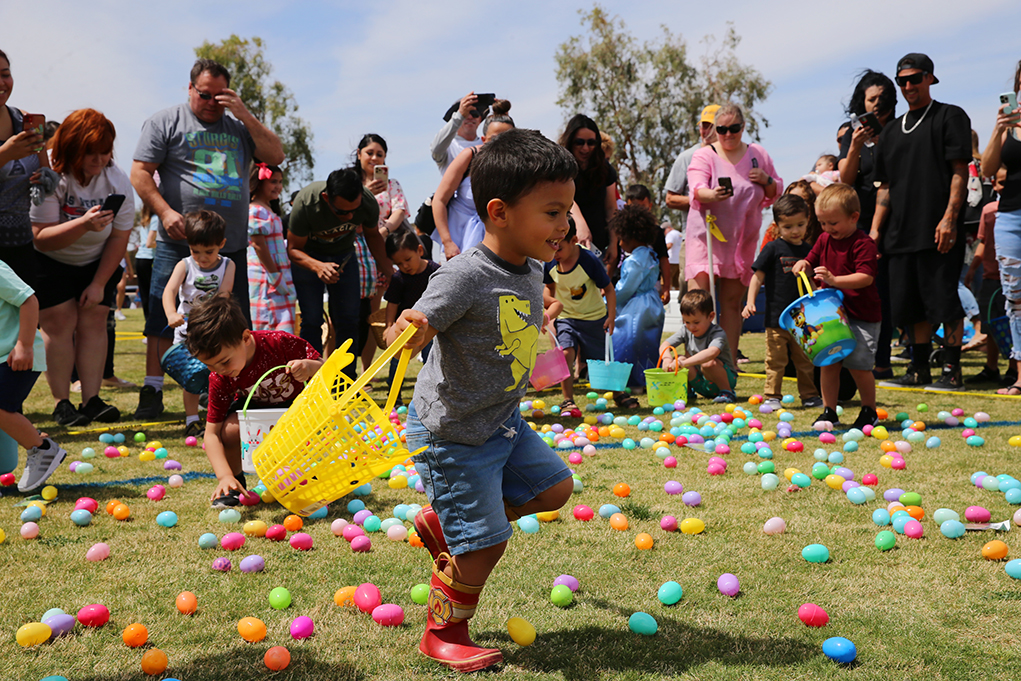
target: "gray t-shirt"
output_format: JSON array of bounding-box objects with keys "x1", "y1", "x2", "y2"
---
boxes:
[
  {"x1": 664, "y1": 322, "x2": 736, "y2": 376},
  {"x1": 664, "y1": 143, "x2": 699, "y2": 232},
  {"x1": 412, "y1": 245, "x2": 544, "y2": 445},
  {"x1": 133, "y1": 103, "x2": 255, "y2": 253}
]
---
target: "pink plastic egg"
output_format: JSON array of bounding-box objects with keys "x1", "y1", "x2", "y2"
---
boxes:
[
  {"x1": 707, "y1": 463, "x2": 726, "y2": 476},
  {"x1": 717, "y1": 573, "x2": 740, "y2": 597},
  {"x1": 221, "y1": 533, "x2": 246, "y2": 551},
  {"x1": 20, "y1": 522, "x2": 40, "y2": 539},
  {"x1": 763, "y1": 517, "x2": 787, "y2": 535},
  {"x1": 342, "y1": 524, "x2": 365, "y2": 542},
  {"x1": 904, "y1": 520, "x2": 924, "y2": 538},
  {"x1": 289, "y1": 616, "x2": 315, "y2": 639},
  {"x1": 104, "y1": 446, "x2": 120, "y2": 458},
  {"x1": 75, "y1": 497, "x2": 99, "y2": 513},
  {"x1": 572, "y1": 505, "x2": 594, "y2": 521},
  {"x1": 660, "y1": 515, "x2": 678, "y2": 532},
  {"x1": 239, "y1": 490, "x2": 261, "y2": 507},
  {"x1": 85, "y1": 542, "x2": 109, "y2": 561},
  {"x1": 890, "y1": 457, "x2": 906, "y2": 470},
  {"x1": 212, "y1": 557, "x2": 232, "y2": 572},
  {"x1": 708, "y1": 456, "x2": 726, "y2": 467},
  {"x1": 819, "y1": 432, "x2": 836, "y2": 444},
  {"x1": 354, "y1": 583, "x2": 382, "y2": 613},
  {"x1": 787, "y1": 441, "x2": 804, "y2": 453},
  {"x1": 583, "y1": 445, "x2": 597, "y2": 456},
  {"x1": 797, "y1": 603, "x2": 829, "y2": 627},
  {"x1": 962, "y1": 428, "x2": 975, "y2": 438},
  {"x1": 266, "y1": 524, "x2": 287, "y2": 541},
  {"x1": 747, "y1": 419, "x2": 762, "y2": 429},
  {"x1": 77, "y1": 604, "x2": 110, "y2": 627},
  {"x1": 146, "y1": 485, "x2": 165, "y2": 501},
  {"x1": 965, "y1": 506, "x2": 991, "y2": 523},
  {"x1": 664, "y1": 456, "x2": 677, "y2": 468},
  {"x1": 386, "y1": 525, "x2": 408, "y2": 541},
  {"x1": 714, "y1": 444, "x2": 731, "y2": 455},
  {"x1": 372, "y1": 604, "x2": 405, "y2": 626},
  {"x1": 664, "y1": 481, "x2": 683, "y2": 495},
  {"x1": 331, "y1": 518, "x2": 349, "y2": 536},
  {"x1": 862, "y1": 474, "x2": 878, "y2": 486},
  {"x1": 168, "y1": 475, "x2": 184, "y2": 488},
  {"x1": 289, "y1": 532, "x2": 314, "y2": 551},
  {"x1": 862, "y1": 424, "x2": 873, "y2": 436},
  {"x1": 952, "y1": 408, "x2": 964, "y2": 417},
  {"x1": 351, "y1": 535, "x2": 372, "y2": 552},
  {"x1": 185, "y1": 436, "x2": 198, "y2": 446},
  {"x1": 568, "y1": 452, "x2": 583, "y2": 464},
  {"x1": 69, "y1": 461, "x2": 79, "y2": 472}
]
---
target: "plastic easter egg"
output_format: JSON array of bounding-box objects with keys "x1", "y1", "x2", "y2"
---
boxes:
[
  {"x1": 1007, "y1": 488, "x2": 1021, "y2": 504},
  {"x1": 240, "y1": 555, "x2": 266, "y2": 573},
  {"x1": 551, "y1": 584, "x2": 574, "y2": 606},
  {"x1": 155, "y1": 511, "x2": 178, "y2": 528},
  {"x1": 238, "y1": 616, "x2": 267, "y2": 642},
  {"x1": 717, "y1": 573, "x2": 740, "y2": 596},
  {"x1": 599, "y1": 504, "x2": 621, "y2": 519},
  {"x1": 1006, "y1": 559, "x2": 1021, "y2": 580},
  {"x1": 507, "y1": 616, "x2": 537, "y2": 645},
  {"x1": 221, "y1": 532, "x2": 245, "y2": 551},
  {"x1": 342, "y1": 524, "x2": 365, "y2": 542},
  {"x1": 762, "y1": 517, "x2": 786, "y2": 535},
  {"x1": 822, "y1": 636, "x2": 857, "y2": 663},
  {"x1": 269, "y1": 586, "x2": 292, "y2": 610},
  {"x1": 146, "y1": 485, "x2": 165, "y2": 502},
  {"x1": 99, "y1": 433, "x2": 114, "y2": 444},
  {"x1": 761, "y1": 473, "x2": 780, "y2": 490},
  {"x1": 664, "y1": 480, "x2": 683, "y2": 495},
  {"x1": 218, "y1": 508, "x2": 241, "y2": 524},
  {"x1": 635, "y1": 532, "x2": 654, "y2": 550},
  {"x1": 122, "y1": 622, "x2": 149, "y2": 647},
  {"x1": 80, "y1": 447, "x2": 96, "y2": 458},
  {"x1": 941, "y1": 520, "x2": 965, "y2": 538},
  {"x1": 658, "y1": 581, "x2": 683, "y2": 605},
  {"x1": 932, "y1": 508, "x2": 959, "y2": 524},
  {"x1": 77, "y1": 603, "x2": 110, "y2": 627},
  {"x1": 16, "y1": 622, "x2": 51, "y2": 647},
  {"x1": 408, "y1": 583, "x2": 430, "y2": 605},
  {"x1": 139, "y1": 648, "x2": 168, "y2": 676},
  {"x1": 613, "y1": 483, "x2": 631, "y2": 497},
  {"x1": 334, "y1": 586, "x2": 357, "y2": 607},
  {"x1": 387, "y1": 524, "x2": 409, "y2": 541},
  {"x1": 904, "y1": 520, "x2": 924, "y2": 538},
  {"x1": 85, "y1": 542, "x2": 110, "y2": 561},
  {"x1": 802, "y1": 544, "x2": 830, "y2": 563},
  {"x1": 875, "y1": 530, "x2": 896, "y2": 551},
  {"x1": 264, "y1": 646, "x2": 291, "y2": 671},
  {"x1": 167, "y1": 474, "x2": 184, "y2": 488},
  {"x1": 553, "y1": 574, "x2": 580, "y2": 592},
  {"x1": 661, "y1": 515, "x2": 678, "y2": 532},
  {"x1": 798, "y1": 603, "x2": 829, "y2": 627},
  {"x1": 176, "y1": 591, "x2": 197, "y2": 614},
  {"x1": 965, "y1": 506, "x2": 991, "y2": 523},
  {"x1": 43, "y1": 613, "x2": 76, "y2": 638},
  {"x1": 366, "y1": 604, "x2": 403, "y2": 627},
  {"x1": 872, "y1": 509, "x2": 891, "y2": 526},
  {"x1": 290, "y1": 532, "x2": 314, "y2": 551},
  {"x1": 20, "y1": 505, "x2": 42, "y2": 522},
  {"x1": 212, "y1": 557, "x2": 232, "y2": 572},
  {"x1": 516, "y1": 515, "x2": 540, "y2": 534},
  {"x1": 290, "y1": 615, "x2": 315, "y2": 639},
  {"x1": 847, "y1": 487, "x2": 867, "y2": 505},
  {"x1": 680, "y1": 518, "x2": 705, "y2": 535},
  {"x1": 351, "y1": 535, "x2": 372, "y2": 552},
  {"x1": 682, "y1": 491, "x2": 702, "y2": 506},
  {"x1": 242, "y1": 520, "x2": 267, "y2": 537},
  {"x1": 982, "y1": 540, "x2": 1009, "y2": 560},
  {"x1": 573, "y1": 505, "x2": 594, "y2": 521},
  {"x1": 198, "y1": 532, "x2": 218, "y2": 549},
  {"x1": 266, "y1": 524, "x2": 287, "y2": 541},
  {"x1": 628, "y1": 612, "x2": 658, "y2": 635},
  {"x1": 791, "y1": 473, "x2": 812, "y2": 489},
  {"x1": 354, "y1": 583, "x2": 382, "y2": 613}
]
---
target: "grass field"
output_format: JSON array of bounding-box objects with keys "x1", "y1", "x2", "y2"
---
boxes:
[{"x1": 2, "y1": 309, "x2": 1021, "y2": 681}]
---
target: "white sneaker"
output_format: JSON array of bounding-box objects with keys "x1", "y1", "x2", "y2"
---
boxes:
[
  {"x1": 114, "y1": 310, "x2": 127, "y2": 321},
  {"x1": 763, "y1": 398, "x2": 782, "y2": 410},
  {"x1": 18, "y1": 438, "x2": 67, "y2": 492}
]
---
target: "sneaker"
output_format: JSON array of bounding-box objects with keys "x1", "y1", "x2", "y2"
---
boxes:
[
  {"x1": 134, "y1": 386, "x2": 164, "y2": 420},
  {"x1": 211, "y1": 473, "x2": 247, "y2": 510},
  {"x1": 18, "y1": 438, "x2": 67, "y2": 492},
  {"x1": 713, "y1": 390, "x2": 737, "y2": 404},
  {"x1": 52, "y1": 399, "x2": 89, "y2": 427},
  {"x1": 852, "y1": 406, "x2": 879, "y2": 430},
  {"x1": 879, "y1": 365, "x2": 931, "y2": 388},
  {"x1": 890, "y1": 348, "x2": 912, "y2": 363},
  {"x1": 184, "y1": 420, "x2": 204, "y2": 439},
  {"x1": 114, "y1": 310, "x2": 127, "y2": 321},
  {"x1": 79, "y1": 395, "x2": 120, "y2": 423},
  {"x1": 872, "y1": 368, "x2": 894, "y2": 380},
  {"x1": 926, "y1": 364, "x2": 964, "y2": 392},
  {"x1": 965, "y1": 366, "x2": 1000, "y2": 384},
  {"x1": 802, "y1": 396, "x2": 823, "y2": 408},
  {"x1": 814, "y1": 407, "x2": 840, "y2": 426},
  {"x1": 763, "y1": 398, "x2": 782, "y2": 410}
]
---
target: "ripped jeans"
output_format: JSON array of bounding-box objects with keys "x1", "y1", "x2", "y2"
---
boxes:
[{"x1": 994, "y1": 208, "x2": 1021, "y2": 360}]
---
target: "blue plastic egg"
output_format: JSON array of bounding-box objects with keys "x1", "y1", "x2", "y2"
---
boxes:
[
  {"x1": 1006, "y1": 559, "x2": 1021, "y2": 580},
  {"x1": 156, "y1": 511, "x2": 178, "y2": 527},
  {"x1": 363, "y1": 515, "x2": 382, "y2": 532},
  {"x1": 966, "y1": 435, "x2": 985, "y2": 447},
  {"x1": 758, "y1": 448, "x2": 773, "y2": 460},
  {"x1": 822, "y1": 636, "x2": 857, "y2": 663},
  {"x1": 70, "y1": 509, "x2": 92, "y2": 526},
  {"x1": 628, "y1": 612, "x2": 658, "y2": 635},
  {"x1": 517, "y1": 516, "x2": 540, "y2": 534},
  {"x1": 791, "y1": 473, "x2": 812, "y2": 488},
  {"x1": 963, "y1": 417, "x2": 978, "y2": 428},
  {"x1": 872, "y1": 509, "x2": 891, "y2": 526},
  {"x1": 802, "y1": 544, "x2": 830, "y2": 563},
  {"x1": 892, "y1": 515, "x2": 911, "y2": 534},
  {"x1": 309, "y1": 506, "x2": 329, "y2": 520},
  {"x1": 940, "y1": 520, "x2": 966, "y2": 538},
  {"x1": 393, "y1": 504, "x2": 411, "y2": 520},
  {"x1": 1006, "y1": 489, "x2": 1021, "y2": 504},
  {"x1": 347, "y1": 499, "x2": 366, "y2": 514},
  {"x1": 622, "y1": 439, "x2": 636, "y2": 450},
  {"x1": 627, "y1": 415, "x2": 641, "y2": 426},
  {"x1": 112, "y1": 432, "x2": 126, "y2": 444},
  {"x1": 599, "y1": 504, "x2": 621, "y2": 518},
  {"x1": 657, "y1": 581, "x2": 683, "y2": 605},
  {"x1": 781, "y1": 394, "x2": 795, "y2": 404},
  {"x1": 925, "y1": 436, "x2": 941, "y2": 449},
  {"x1": 21, "y1": 506, "x2": 42, "y2": 522},
  {"x1": 843, "y1": 441, "x2": 858, "y2": 453},
  {"x1": 847, "y1": 488, "x2": 867, "y2": 505},
  {"x1": 198, "y1": 532, "x2": 218, "y2": 549},
  {"x1": 353, "y1": 482, "x2": 372, "y2": 496}
]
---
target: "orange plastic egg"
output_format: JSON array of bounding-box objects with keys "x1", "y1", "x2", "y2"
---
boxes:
[
  {"x1": 905, "y1": 506, "x2": 925, "y2": 520},
  {"x1": 176, "y1": 591, "x2": 197, "y2": 615},
  {"x1": 408, "y1": 532, "x2": 424, "y2": 548},
  {"x1": 880, "y1": 440, "x2": 897, "y2": 452},
  {"x1": 613, "y1": 483, "x2": 631, "y2": 498},
  {"x1": 113, "y1": 503, "x2": 131, "y2": 520},
  {"x1": 609, "y1": 513, "x2": 629, "y2": 531},
  {"x1": 982, "y1": 540, "x2": 1009, "y2": 561},
  {"x1": 264, "y1": 646, "x2": 291, "y2": 671},
  {"x1": 140, "y1": 648, "x2": 168, "y2": 676},
  {"x1": 634, "y1": 533, "x2": 654, "y2": 550},
  {"x1": 659, "y1": 433, "x2": 675, "y2": 444},
  {"x1": 106, "y1": 499, "x2": 121, "y2": 514},
  {"x1": 876, "y1": 408, "x2": 888, "y2": 420},
  {"x1": 122, "y1": 623, "x2": 148, "y2": 648},
  {"x1": 596, "y1": 426, "x2": 609, "y2": 438},
  {"x1": 911, "y1": 421, "x2": 926, "y2": 431},
  {"x1": 588, "y1": 433, "x2": 600, "y2": 443},
  {"x1": 238, "y1": 616, "x2": 267, "y2": 642},
  {"x1": 334, "y1": 586, "x2": 357, "y2": 607},
  {"x1": 283, "y1": 515, "x2": 303, "y2": 532}
]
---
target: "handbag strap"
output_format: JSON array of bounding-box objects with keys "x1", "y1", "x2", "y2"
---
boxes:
[
  {"x1": 657, "y1": 345, "x2": 681, "y2": 375},
  {"x1": 545, "y1": 325, "x2": 562, "y2": 350},
  {"x1": 988, "y1": 286, "x2": 1004, "y2": 320}
]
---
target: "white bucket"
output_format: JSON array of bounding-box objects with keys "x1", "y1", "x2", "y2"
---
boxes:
[{"x1": 239, "y1": 408, "x2": 289, "y2": 475}]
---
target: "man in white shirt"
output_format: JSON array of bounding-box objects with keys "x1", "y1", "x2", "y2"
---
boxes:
[
  {"x1": 664, "y1": 221, "x2": 683, "y2": 295},
  {"x1": 429, "y1": 92, "x2": 490, "y2": 175}
]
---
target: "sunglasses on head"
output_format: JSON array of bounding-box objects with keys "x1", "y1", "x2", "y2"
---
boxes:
[
  {"x1": 572, "y1": 138, "x2": 598, "y2": 148},
  {"x1": 895, "y1": 72, "x2": 926, "y2": 87},
  {"x1": 716, "y1": 123, "x2": 742, "y2": 135}
]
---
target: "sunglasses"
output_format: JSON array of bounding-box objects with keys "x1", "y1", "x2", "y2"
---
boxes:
[
  {"x1": 895, "y1": 72, "x2": 926, "y2": 87},
  {"x1": 192, "y1": 87, "x2": 220, "y2": 101},
  {"x1": 716, "y1": 123, "x2": 742, "y2": 135},
  {"x1": 572, "y1": 138, "x2": 598, "y2": 148}
]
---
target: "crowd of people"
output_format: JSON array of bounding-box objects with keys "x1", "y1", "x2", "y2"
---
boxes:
[{"x1": 2, "y1": 45, "x2": 1021, "y2": 672}]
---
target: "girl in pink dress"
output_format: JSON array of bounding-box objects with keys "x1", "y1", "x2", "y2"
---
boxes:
[
  {"x1": 686, "y1": 103, "x2": 782, "y2": 361},
  {"x1": 247, "y1": 163, "x2": 296, "y2": 332}
]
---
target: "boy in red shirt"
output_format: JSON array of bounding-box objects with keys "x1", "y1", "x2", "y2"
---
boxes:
[
  {"x1": 185, "y1": 294, "x2": 322, "y2": 508},
  {"x1": 793, "y1": 183, "x2": 881, "y2": 430}
]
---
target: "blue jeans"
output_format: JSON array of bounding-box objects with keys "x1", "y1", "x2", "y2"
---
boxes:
[
  {"x1": 292, "y1": 249, "x2": 360, "y2": 376},
  {"x1": 994, "y1": 208, "x2": 1021, "y2": 360}
]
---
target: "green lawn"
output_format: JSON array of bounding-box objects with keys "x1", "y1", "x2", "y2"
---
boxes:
[{"x1": 2, "y1": 310, "x2": 1020, "y2": 681}]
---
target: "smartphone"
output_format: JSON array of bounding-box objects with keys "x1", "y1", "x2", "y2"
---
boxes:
[
  {"x1": 22, "y1": 113, "x2": 45, "y2": 152},
  {"x1": 1001, "y1": 92, "x2": 1020, "y2": 116},
  {"x1": 472, "y1": 92, "x2": 496, "y2": 118},
  {"x1": 858, "y1": 111, "x2": 881, "y2": 133},
  {"x1": 101, "y1": 194, "x2": 126, "y2": 217},
  {"x1": 718, "y1": 177, "x2": 733, "y2": 195},
  {"x1": 373, "y1": 165, "x2": 388, "y2": 184}
]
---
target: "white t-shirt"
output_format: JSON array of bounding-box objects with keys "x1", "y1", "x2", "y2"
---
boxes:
[
  {"x1": 30, "y1": 162, "x2": 135, "y2": 266},
  {"x1": 665, "y1": 229, "x2": 683, "y2": 264}
]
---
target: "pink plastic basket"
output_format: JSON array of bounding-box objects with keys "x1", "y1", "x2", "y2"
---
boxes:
[{"x1": 530, "y1": 327, "x2": 571, "y2": 391}]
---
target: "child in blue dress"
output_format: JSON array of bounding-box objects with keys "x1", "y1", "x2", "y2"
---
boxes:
[{"x1": 611, "y1": 205, "x2": 665, "y2": 399}]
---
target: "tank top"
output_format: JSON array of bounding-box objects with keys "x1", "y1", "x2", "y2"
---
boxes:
[
  {"x1": 0, "y1": 107, "x2": 42, "y2": 247},
  {"x1": 1000, "y1": 131, "x2": 1021, "y2": 213},
  {"x1": 173, "y1": 255, "x2": 230, "y2": 344}
]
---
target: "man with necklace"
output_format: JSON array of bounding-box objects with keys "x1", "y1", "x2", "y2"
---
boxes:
[{"x1": 872, "y1": 53, "x2": 971, "y2": 391}]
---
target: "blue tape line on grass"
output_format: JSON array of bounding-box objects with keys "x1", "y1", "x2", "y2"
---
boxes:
[{"x1": 56, "y1": 471, "x2": 216, "y2": 491}]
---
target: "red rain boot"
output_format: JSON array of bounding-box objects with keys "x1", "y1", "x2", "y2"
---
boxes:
[
  {"x1": 414, "y1": 505, "x2": 449, "y2": 560},
  {"x1": 419, "y1": 555, "x2": 502, "y2": 672}
]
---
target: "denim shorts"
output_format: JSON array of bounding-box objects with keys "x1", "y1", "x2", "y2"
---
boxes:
[
  {"x1": 405, "y1": 403, "x2": 572, "y2": 556},
  {"x1": 554, "y1": 317, "x2": 607, "y2": 362}
]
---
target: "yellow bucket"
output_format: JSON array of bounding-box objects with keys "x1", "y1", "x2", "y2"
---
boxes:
[{"x1": 644, "y1": 346, "x2": 688, "y2": 407}]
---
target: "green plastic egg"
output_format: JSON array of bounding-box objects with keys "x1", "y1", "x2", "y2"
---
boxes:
[
  {"x1": 410, "y1": 583, "x2": 429, "y2": 605},
  {"x1": 875, "y1": 530, "x2": 896, "y2": 551},
  {"x1": 550, "y1": 584, "x2": 574, "y2": 607},
  {"x1": 899, "y1": 492, "x2": 921, "y2": 506},
  {"x1": 628, "y1": 611, "x2": 658, "y2": 635},
  {"x1": 268, "y1": 587, "x2": 292, "y2": 610}
]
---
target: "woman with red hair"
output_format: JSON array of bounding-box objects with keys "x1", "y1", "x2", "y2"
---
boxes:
[{"x1": 30, "y1": 108, "x2": 134, "y2": 426}]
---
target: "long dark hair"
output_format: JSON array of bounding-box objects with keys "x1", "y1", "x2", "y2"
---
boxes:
[
  {"x1": 846, "y1": 70, "x2": 897, "y2": 118},
  {"x1": 352, "y1": 133, "x2": 388, "y2": 182},
  {"x1": 558, "y1": 114, "x2": 607, "y2": 188}
]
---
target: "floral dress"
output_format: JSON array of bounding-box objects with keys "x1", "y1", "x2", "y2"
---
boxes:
[{"x1": 247, "y1": 204, "x2": 296, "y2": 332}]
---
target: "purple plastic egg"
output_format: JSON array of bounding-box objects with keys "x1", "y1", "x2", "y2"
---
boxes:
[
  {"x1": 688, "y1": 434, "x2": 704, "y2": 445},
  {"x1": 371, "y1": 604, "x2": 405, "y2": 626},
  {"x1": 553, "y1": 574, "x2": 580, "y2": 592},
  {"x1": 351, "y1": 535, "x2": 372, "y2": 552},
  {"x1": 682, "y1": 491, "x2": 702, "y2": 507},
  {"x1": 163, "y1": 460, "x2": 182, "y2": 470},
  {"x1": 833, "y1": 467, "x2": 854, "y2": 480},
  {"x1": 221, "y1": 532, "x2": 246, "y2": 551},
  {"x1": 841, "y1": 481, "x2": 860, "y2": 492},
  {"x1": 290, "y1": 532, "x2": 314, "y2": 551},
  {"x1": 43, "y1": 613, "x2": 76, "y2": 637},
  {"x1": 212, "y1": 557, "x2": 232, "y2": 572},
  {"x1": 353, "y1": 509, "x2": 373, "y2": 526},
  {"x1": 290, "y1": 615, "x2": 315, "y2": 639},
  {"x1": 69, "y1": 461, "x2": 80, "y2": 472},
  {"x1": 883, "y1": 488, "x2": 905, "y2": 502},
  {"x1": 664, "y1": 480, "x2": 683, "y2": 495},
  {"x1": 239, "y1": 555, "x2": 266, "y2": 573},
  {"x1": 717, "y1": 573, "x2": 740, "y2": 596},
  {"x1": 944, "y1": 416, "x2": 959, "y2": 427}
]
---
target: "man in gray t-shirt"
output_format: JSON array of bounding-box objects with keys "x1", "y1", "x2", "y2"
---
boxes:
[
  {"x1": 664, "y1": 104, "x2": 720, "y2": 232},
  {"x1": 130, "y1": 58, "x2": 284, "y2": 422}
]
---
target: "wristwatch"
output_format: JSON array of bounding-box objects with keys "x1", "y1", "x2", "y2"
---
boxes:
[{"x1": 766, "y1": 176, "x2": 774, "y2": 186}]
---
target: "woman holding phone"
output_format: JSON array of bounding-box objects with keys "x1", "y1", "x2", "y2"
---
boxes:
[
  {"x1": 686, "y1": 103, "x2": 782, "y2": 363},
  {"x1": 0, "y1": 48, "x2": 50, "y2": 288},
  {"x1": 558, "y1": 114, "x2": 618, "y2": 259},
  {"x1": 30, "y1": 108, "x2": 134, "y2": 426},
  {"x1": 981, "y1": 60, "x2": 1021, "y2": 394}
]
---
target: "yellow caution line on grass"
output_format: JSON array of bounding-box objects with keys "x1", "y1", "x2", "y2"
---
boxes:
[
  {"x1": 114, "y1": 332, "x2": 146, "y2": 340},
  {"x1": 736, "y1": 372, "x2": 1021, "y2": 399}
]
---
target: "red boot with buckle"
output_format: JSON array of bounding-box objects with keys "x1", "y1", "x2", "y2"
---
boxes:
[
  {"x1": 419, "y1": 554, "x2": 502, "y2": 672},
  {"x1": 414, "y1": 505, "x2": 449, "y2": 560}
]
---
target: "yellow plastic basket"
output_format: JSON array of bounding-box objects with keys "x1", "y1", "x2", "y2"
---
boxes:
[{"x1": 253, "y1": 324, "x2": 422, "y2": 516}]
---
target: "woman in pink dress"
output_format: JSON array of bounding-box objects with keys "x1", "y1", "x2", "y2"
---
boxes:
[{"x1": 686, "y1": 103, "x2": 782, "y2": 362}]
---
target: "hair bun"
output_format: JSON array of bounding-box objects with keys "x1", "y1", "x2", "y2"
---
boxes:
[{"x1": 491, "y1": 99, "x2": 511, "y2": 116}]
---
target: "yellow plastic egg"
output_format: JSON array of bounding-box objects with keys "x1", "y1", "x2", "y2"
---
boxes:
[
  {"x1": 680, "y1": 518, "x2": 705, "y2": 535},
  {"x1": 824, "y1": 474, "x2": 846, "y2": 490},
  {"x1": 260, "y1": 488, "x2": 275, "y2": 503},
  {"x1": 781, "y1": 438, "x2": 796, "y2": 450},
  {"x1": 527, "y1": 421, "x2": 538, "y2": 431},
  {"x1": 784, "y1": 468, "x2": 801, "y2": 482},
  {"x1": 584, "y1": 415, "x2": 598, "y2": 426},
  {"x1": 871, "y1": 426, "x2": 890, "y2": 440},
  {"x1": 533, "y1": 400, "x2": 546, "y2": 410},
  {"x1": 540, "y1": 424, "x2": 552, "y2": 433},
  {"x1": 761, "y1": 431, "x2": 776, "y2": 442},
  {"x1": 507, "y1": 616, "x2": 536, "y2": 646},
  {"x1": 724, "y1": 404, "x2": 735, "y2": 413},
  {"x1": 117, "y1": 446, "x2": 130, "y2": 457},
  {"x1": 147, "y1": 441, "x2": 163, "y2": 450},
  {"x1": 16, "y1": 622, "x2": 51, "y2": 647},
  {"x1": 879, "y1": 454, "x2": 894, "y2": 469},
  {"x1": 602, "y1": 392, "x2": 615, "y2": 400},
  {"x1": 139, "y1": 452, "x2": 156, "y2": 462},
  {"x1": 243, "y1": 520, "x2": 268, "y2": 537},
  {"x1": 41, "y1": 485, "x2": 58, "y2": 501},
  {"x1": 28, "y1": 500, "x2": 47, "y2": 516},
  {"x1": 388, "y1": 475, "x2": 408, "y2": 489},
  {"x1": 1010, "y1": 435, "x2": 1021, "y2": 447},
  {"x1": 0, "y1": 528, "x2": 6, "y2": 544},
  {"x1": 536, "y1": 510, "x2": 559, "y2": 522}
]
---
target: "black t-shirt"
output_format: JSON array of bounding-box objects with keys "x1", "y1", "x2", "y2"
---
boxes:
[
  {"x1": 873, "y1": 101, "x2": 971, "y2": 255},
  {"x1": 1000, "y1": 131, "x2": 1021, "y2": 213},
  {"x1": 838, "y1": 123, "x2": 881, "y2": 232},
  {"x1": 751, "y1": 238, "x2": 813, "y2": 328},
  {"x1": 384, "y1": 260, "x2": 441, "y2": 314},
  {"x1": 652, "y1": 228, "x2": 668, "y2": 260},
  {"x1": 574, "y1": 161, "x2": 618, "y2": 251}
]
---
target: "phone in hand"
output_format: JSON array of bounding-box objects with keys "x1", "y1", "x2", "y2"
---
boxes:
[
  {"x1": 858, "y1": 111, "x2": 881, "y2": 133},
  {"x1": 1001, "y1": 92, "x2": 1020, "y2": 116},
  {"x1": 101, "y1": 194, "x2": 126, "y2": 217},
  {"x1": 21, "y1": 113, "x2": 45, "y2": 152},
  {"x1": 472, "y1": 93, "x2": 496, "y2": 117},
  {"x1": 373, "y1": 165, "x2": 388, "y2": 185},
  {"x1": 718, "y1": 177, "x2": 734, "y2": 196}
]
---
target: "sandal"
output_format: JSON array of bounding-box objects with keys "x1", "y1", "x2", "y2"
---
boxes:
[
  {"x1": 613, "y1": 392, "x2": 640, "y2": 409},
  {"x1": 559, "y1": 400, "x2": 578, "y2": 412},
  {"x1": 996, "y1": 384, "x2": 1021, "y2": 396}
]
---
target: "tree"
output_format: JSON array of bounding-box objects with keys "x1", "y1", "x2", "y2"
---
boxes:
[
  {"x1": 195, "y1": 35, "x2": 314, "y2": 189},
  {"x1": 555, "y1": 7, "x2": 771, "y2": 207}
]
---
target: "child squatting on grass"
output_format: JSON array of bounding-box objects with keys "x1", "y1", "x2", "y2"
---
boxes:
[
  {"x1": 386, "y1": 128, "x2": 578, "y2": 672},
  {"x1": 660, "y1": 289, "x2": 739, "y2": 403},
  {"x1": 185, "y1": 294, "x2": 322, "y2": 509},
  {"x1": 793, "y1": 183, "x2": 881, "y2": 430}
]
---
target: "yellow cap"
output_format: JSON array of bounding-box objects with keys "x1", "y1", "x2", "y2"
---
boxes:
[{"x1": 700, "y1": 104, "x2": 721, "y2": 124}]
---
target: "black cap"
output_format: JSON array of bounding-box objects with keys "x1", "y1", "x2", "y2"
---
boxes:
[{"x1": 896, "y1": 53, "x2": 939, "y2": 84}]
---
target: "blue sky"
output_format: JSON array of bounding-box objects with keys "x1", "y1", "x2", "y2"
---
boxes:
[{"x1": 5, "y1": 0, "x2": 1021, "y2": 219}]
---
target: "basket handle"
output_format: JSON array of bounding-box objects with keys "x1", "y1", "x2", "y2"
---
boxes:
[
  {"x1": 605, "y1": 329, "x2": 615, "y2": 364},
  {"x1": 988, "y1": 286, "x2": 1003, "y2": 321},
  {"x1": 241, "y1": 364, "x2": 307, "y2": 418},
  {"x1": 796, "y1": 270, "x2": 815, "y2": 298},
  {"x1": 544, "y1": 324, "x2": 562, "y2": 350},
  {"x1": 657, "y1": 345, "x2": 682, "y2": 375},
  {"x1": 335, "y1": 323, "x2": 418, "y2": 413}
]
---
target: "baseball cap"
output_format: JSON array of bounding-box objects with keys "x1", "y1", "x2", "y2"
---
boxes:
[
  {"x1": 700, "y1": 104, "x2": 721, "y2": 124},
  {"x1": 896, "y1": 53, "x2": 939, "y2": 84}
]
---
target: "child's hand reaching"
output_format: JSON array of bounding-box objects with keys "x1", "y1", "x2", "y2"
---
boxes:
[
  {"x1": 286, "y1": 359, "x2": 321, "y2": 383},
  {"x1": 210, "y1": 475, "x2": 244, "y2": 502},
  {"x1": 742, "y1": 301, "x2": 756, "y2": 319},
  {"x1": 167, "y1": 312, "x2": 185, "y2": 328},
  {"x1": 813, "y1": 266, "x2": 836, "y2": 287}
]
